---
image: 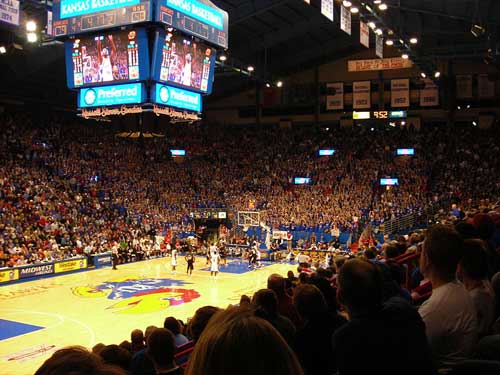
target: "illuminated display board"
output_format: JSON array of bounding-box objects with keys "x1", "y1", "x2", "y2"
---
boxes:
[
  {"x1": 152, "y1": 84, "x2": 202, "y2": 112},
  {"x1": 156, "y1": 0, "x2": 229, "y2": 48},
  {"x1": 52, "y1": 0, "x2": 151, "y2": 37},
  {"x1": 353, "y1": 111, "x2": 408, "y2": 120},
  {"x1": 151, "y1": 30, "x2": 216, "y2": 94},
  {"x1": 170, "y1": 149, "x2": 186, "y2": 156},
  {"x1": 65, "y1": 28, "x2": 149, "y2": 89},
  {"x1": 380, "y1": 178, "x2": 399, "y2": 186},
  {"x1": 294, "y1": 177, "x2": 311, "y2": 185},
  {"x1": 319, "y1": 149, "x2": 336, "y2": 156},
  {"x1": 396, "y1": 148, "x2": 415, "y2": 156},
  {"x1": 78, "y1": 82, "x2": 145, "y2": 108}
]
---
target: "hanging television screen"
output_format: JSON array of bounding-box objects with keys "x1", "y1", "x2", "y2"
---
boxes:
[
  {"x1": 65, "y1": 28, "x2": 149, "y2": 89},
  {"x1": 151, "y1": 29, "x2": 216, "y2": 94}
]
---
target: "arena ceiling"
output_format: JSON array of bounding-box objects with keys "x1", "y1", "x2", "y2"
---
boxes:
[{"x1": 0, "y1": 0, "x2": 499, "y2": 106}]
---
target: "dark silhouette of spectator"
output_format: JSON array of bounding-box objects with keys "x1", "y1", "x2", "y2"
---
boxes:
[
  {"x1": 99, "y1": 344, "x2": 132, "y2": 372},
  {"x1": 334, "y1": 259, "x2": 435, "y2": 375},
  {"x1": 185, "y1": 307, "x2": 303, "y2": 375},
  {"x1": 35, "y1": 346, "x2": 126, "y2": 375},
  {"x1": 267, "y1": 274, "x2": 301, "y2": 327},
  {"x1": 252, "y1": 288, "x2": 296, "y2": 345},
  {"x1": 147, "y1": 328, "x2": 182, "y2": 375},
  {"x1": 293, "y1": 284, "x2": 346, "y2": 375},
  {"x1": 186, "y1": 306, "x2": 220, "y2": 342},
  {"x1": 164, "y1": 317, "x2": 189, "y2": 347}
]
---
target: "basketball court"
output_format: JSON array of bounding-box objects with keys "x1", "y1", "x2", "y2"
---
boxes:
[{"x1": 0, "y1": 257, "x2": 295, "y2": 375}]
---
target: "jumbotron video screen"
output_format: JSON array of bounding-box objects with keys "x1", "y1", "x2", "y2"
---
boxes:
[
  {"x1": 68, "y1": 29, "x2": 144, "y2": 88},
  {"x1": 157, "y1": 31, "x2": 215, "y2": 94}
]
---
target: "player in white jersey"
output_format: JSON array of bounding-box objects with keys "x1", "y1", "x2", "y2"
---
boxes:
[
  {"x1": 97, "y1": 35, "x2": 117, "y2": 83},
  {"x1": 210, "y1": 251, "x2": 220, "y2": 278},
  {"x1": 181, "y1": 53, "x2": 192, "y2": 86},
  {"x1": 171, "y1": 248, "x2": 177, "y2": 273}
]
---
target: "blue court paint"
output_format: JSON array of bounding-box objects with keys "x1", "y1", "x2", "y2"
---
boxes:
[
  {"x1": 0, "y1": 319, "x2": 44, "y2": 341},
  {"x1": 201, "y1": 260, "x2": 270, "y2": 274}
]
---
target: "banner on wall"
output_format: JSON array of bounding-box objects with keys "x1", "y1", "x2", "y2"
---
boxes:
[
  {"x1": 375, "y1": 35, "x2": 383, "y2": 58},
  {"x1": 54, "y1": 258, "x2": 87, "y2": 273},
  {"x1": 0, "y1": 0, "x2": 20, "y2": 26},
  {"x1": 391, "y1": 79, "x2": 410, "y2": 108},
  {"x1": 0, "y1": 268, "x2": 19, "y2": 283},
  {"x1": 326, "y1": 82, "x2": 344, "y2": 110},
  {"x1": 348, "y1": 57, "x2": 413, "y2": 72},
  {"x1": 272, "y1": 230, "x2": 288, "y2": 240},
  {"x1": 478, "y1": 74, "x2": 495, "y2": 98},
  {"x1": 456, "y1": 75, "x2": 473, "y2": 99},
  {"x1": 353, "y1": 81, "x2": 371, "y2": 109},
  {"x1": 360, "y1": 21, "x2": 369, "y2": 48},
  {"x1": 420, "y1": 78, "x2": 439, "y2": 107},
  {"x1": 19, "y1": 264, "x2": 54, "y2": 279},
  {"x1": 340, "y1": 5, "x2": 351, "y2": 35},
  {"x1": 321, "y1": 0, "x2": 334, "y2": 21}
]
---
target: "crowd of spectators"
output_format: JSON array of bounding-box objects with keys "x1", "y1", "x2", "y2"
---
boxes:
[
  {"x1": 1, "y1": 112, "x2": 499, "y2": 268},
  {"x1": 35, "y1": 211, "x2": 500, "y2": 374}
]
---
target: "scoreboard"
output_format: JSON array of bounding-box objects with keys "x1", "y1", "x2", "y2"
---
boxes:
[
  {"x1": 353, "y1": 111, "x2": 407, "y2": 120},
  {"x1": 52, "y1": 0, "x2": 152, "y2": 37},
  {"x1": 156, "y1": 0, "x2": 229, "y2": 49}
]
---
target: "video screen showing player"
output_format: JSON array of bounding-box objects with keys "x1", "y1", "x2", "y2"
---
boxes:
[
  {"x1": 160, "y1": 33, "x2": 214, "y2": 93},
  {"x1": 72, "y1": 30, "x2": 139, "y2": 87}
]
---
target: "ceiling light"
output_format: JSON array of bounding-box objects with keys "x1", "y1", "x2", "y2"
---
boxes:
[
  {"x1": 385, "y1": 39, "x2": 393, "y2": 46},
  {"x1": 401, "y1": 53, "x2": 409, "y2": 59},
  {"x1": 420, "y1": 72, "x2": 426, "y2": 78},
  {"x1": 247, "y1": 66, "x2": 254, "y2": 72},
  {"x1": 410, "y1": 37, "x2": 418, "y2": 44},
  {"x1": 472, "y1": 121, "x2": 477, "y2": 126},
  {"x1": 374, "y1": 0, "x2": 382, "y2": 4},
  {"x1": 457, "y1": 106, "x2": 461, "y2": 110},
  {"x1": 26, "y1": 20, "x2": 37, "y2": 32},
  {"x1": 434, "y1": 71, "x2": 441, "y2": 78},
  {"x1": 265, "y1": 83, "x2": 271, "y2": 88},
  {"x1": 0, "y1": 46, "x2": 6, "y2": 54},
  {"x1": 466, "y1": 104, "x2": 471, "y2": 109},
  {"x1": 401, "y1": 121, "x2": 406, "y2": 125},
  {"x1": 378, "y1": 3, "x2": 388, "y2": 10},
  {"x1": 375, "y1": 28, "x2": 383, "y2": 35},
  {"x1": 219, "y1": 55, "x2": 227, "y2": 62},
  {"x1": 368, "y1": 22, "x2": 376, "y2": 29},
  {"x1": 276, "y1": 81, "x2": 283, "y2": 88},
  {"x1": 27, "y1": 33, "x2": 38, "y2": 43},
  {"x1": 342, "y1": 0, "x2": 352, "y2": 7},
  {"x1": 471, "y1": 24, "x2": 485, "y2": 37},
  {"x1": 350, "y1": 6, "x2": 359, "y2": 13}
]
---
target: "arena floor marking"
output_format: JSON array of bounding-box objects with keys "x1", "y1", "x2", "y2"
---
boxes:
[
  {"x1": 0, "y1": 256, "x2": 296, "y2": 375},
  {"x1": 0, "y1": 320, "x2": 44, "y2": 341}
]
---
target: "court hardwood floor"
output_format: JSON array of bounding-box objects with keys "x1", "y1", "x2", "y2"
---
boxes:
[{"x1": 0, "y1": 257, "x2": 295, "y2": 375}]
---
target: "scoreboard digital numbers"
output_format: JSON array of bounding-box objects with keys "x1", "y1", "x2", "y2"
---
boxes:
[
  {"x1": 52, "y1": 0, "x2": 152, "y2": 37},
  {"x1": 156, "y1": 0, "x2": 229, "y2": 49},
  {"x1": 353, "y1": 111, "x2": 407, "y2": 120}
]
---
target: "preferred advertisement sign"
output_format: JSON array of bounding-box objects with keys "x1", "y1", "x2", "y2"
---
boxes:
[
  {"x1": 391, "y1": 79, "x2": 409, "y2": 108},
  {"x1": 326, "y1": 82, "x2": 344, "y2": 110},
  {"x1": 152, "y1": 84, "x2": 202, "y2": 112},
  {"x1": 78, "y1": 83, "x2": 145, "y2": 108},
  {"x1": 353, "y1": 81, "x2": 371, "y2": 109}
]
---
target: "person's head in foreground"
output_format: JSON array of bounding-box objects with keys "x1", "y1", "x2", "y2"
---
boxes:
[
  {"x1": 185, "y1": 306, "x2": 303, "y2": 375},
  {"x1": 35, "y1": 346, "x2": 126, "y2": 375}
]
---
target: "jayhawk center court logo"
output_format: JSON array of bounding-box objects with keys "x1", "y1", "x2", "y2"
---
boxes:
[{"x1": 72, "y1": 277, "x2": 200, "y2": 314}]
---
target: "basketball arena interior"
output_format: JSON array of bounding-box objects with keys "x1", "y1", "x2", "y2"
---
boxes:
[{"x1": 1, "y1": 1, "x2": 500, "y2": 374}]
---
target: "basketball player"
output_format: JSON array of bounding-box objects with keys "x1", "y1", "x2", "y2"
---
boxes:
[
  {"x1": 181, "y1": 53, "x2": 192, "y2": 86},
  {"x1": 171, "y1": 248, "x2": 177, "y2": 274},
  {"x1": 111, "y1": 242, "x2": 119, "y2": 270},
  {"x1": 186, "y1": 251, "x2": 195, "y2": 276},
  {"x1": 97, "y1": 34, "x2": 117, "y2": 83},
  {"x1": 210, "y1": 250, "x2": 220, "y2": 278}
]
